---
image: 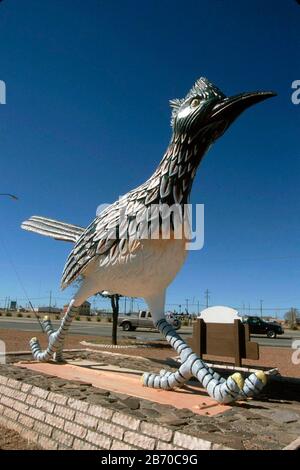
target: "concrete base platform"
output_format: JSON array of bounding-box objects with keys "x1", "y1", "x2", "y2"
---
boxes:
[{"x1": 17, "y1": 360, "x2": 230, "y2": 416}]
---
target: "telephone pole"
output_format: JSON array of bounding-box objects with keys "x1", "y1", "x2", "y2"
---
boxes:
[
  {"x1": 260, "y1": 299, "x2": 263, "y2": 318},
  {"x1": 204, "y1": 289, "x2": 210, "y2": 308}
]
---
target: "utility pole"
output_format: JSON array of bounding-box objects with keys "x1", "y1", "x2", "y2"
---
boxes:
[
  {"x1": 49, "y1": 290, "x2": 52, "y2": 313},
  {"x1": 260, "y1": 299, "x2": 263, "y2": 318},
  {"x1": 197, "y1": 300, "x2": 200, "y2": 316},
  {"x1": 204, "y1": 289, "x2": 210, "y2": 308},
  {"x1": 185, "y1": 298, "x2": 189, "y2": 315},
  {"x1": 292, "y1": 308, "x2": 297, "y2": 327}
]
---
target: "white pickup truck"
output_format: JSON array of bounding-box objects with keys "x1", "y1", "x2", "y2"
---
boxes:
[{"x1": 118, "y1": 311, "x2": 181, "y2": 331}]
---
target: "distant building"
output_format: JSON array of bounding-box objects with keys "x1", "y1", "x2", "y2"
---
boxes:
[
  {"x1": 18, "y1": 306, "x2": 27, "y2": 312},
  {"x1": 78, "y1": 301, "x2": 91, "y2": 315},
  {"x1": 36, "y1": 306, "x2": 62, "y2": 314},
  {"x1": 63, "y1": 300, "x2": 91, "y2": 316},
  {"x1": 10, "y1": 301, "x2": 17, "y2": 310}
]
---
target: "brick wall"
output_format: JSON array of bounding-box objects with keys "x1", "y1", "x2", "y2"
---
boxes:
[{"x1": 0, "y1": 374, "x2": 229, "y2": 450}]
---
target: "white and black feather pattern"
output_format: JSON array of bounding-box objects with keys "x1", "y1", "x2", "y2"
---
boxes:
[
  {"x1": 21, "y1": 216, "x2": 84, "y2": 243},
  {"x1": 24, "y1": 77, "x2": 223, "y2": 289},
  {"x1": 61, "y1": 137, "x2": 207, "y2": 287}
]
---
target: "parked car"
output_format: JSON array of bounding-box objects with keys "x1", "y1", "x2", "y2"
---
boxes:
[
  {"x1": 118, "y1": 311, "x2": 181, "y2": 331},
  {"x1": 242, "y1": 316, "x2": 284, "y2": 338}
]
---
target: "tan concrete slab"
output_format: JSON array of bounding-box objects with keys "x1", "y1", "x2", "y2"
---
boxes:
[
  {"x1": 67, "y1": 359, "x2": 144, "y2": 374},
  {"x1": 16, "y1": 361, "x2": 230, "y2": 416}
]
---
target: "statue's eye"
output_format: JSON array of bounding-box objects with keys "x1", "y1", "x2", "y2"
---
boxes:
[{"x1": 190, "y1": 97, "x2": 201, "y2": 108}]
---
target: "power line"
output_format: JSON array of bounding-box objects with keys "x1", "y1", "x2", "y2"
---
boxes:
[{"x1": 0, "y1": 233, "x2": 43, "y2": 331}]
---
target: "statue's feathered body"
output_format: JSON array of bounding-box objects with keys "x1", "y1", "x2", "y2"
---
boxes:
[{"x1": 22, "y1": 78, "x2": 275, "y2": 403}]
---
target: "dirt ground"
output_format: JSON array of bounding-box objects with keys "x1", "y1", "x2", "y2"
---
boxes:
[
  {"x1": 0, "y1": 426, "x2": 40, "y2": 450},
  {"x1": 0, "y1": 328, "x2": 299, "y2": 378},
  {"x1": 0, "y1": 328, "x2": 91, "y2": 353}
]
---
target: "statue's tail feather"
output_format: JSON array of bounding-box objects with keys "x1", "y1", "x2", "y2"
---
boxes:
[{"x1": 21, "y1": 216, "x2": 84, "y2": 243}]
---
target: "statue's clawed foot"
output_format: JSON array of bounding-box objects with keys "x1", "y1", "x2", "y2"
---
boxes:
[
  {"x1": 237, "y1": 370, "x2": 267, "y2": 400},
  {"x1": 141, "y1": 319, "x2": 267, "y2": 404}
]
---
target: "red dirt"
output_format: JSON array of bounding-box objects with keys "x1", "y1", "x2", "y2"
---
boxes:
[{"x1": 0, "y1": 328, "x2": 299, "y2": 378}]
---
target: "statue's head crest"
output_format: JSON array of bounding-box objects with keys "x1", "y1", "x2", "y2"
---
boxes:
[{"x1": 170, "y1": 77, "x2": 225, "y2": 127}]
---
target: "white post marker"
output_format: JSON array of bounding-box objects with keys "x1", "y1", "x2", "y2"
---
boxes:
[{"x1": 0, "y1": 340, "x2": 6, "y2": 364}]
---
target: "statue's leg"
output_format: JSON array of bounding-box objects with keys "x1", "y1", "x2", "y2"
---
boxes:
[
  {"x1": 142, "y1": 292, "x2": 267, "y2": 404},
  {"x1": 29, "y1": 280, "x2": 96, "y2": 362},
  {"x1": 30, "y1": 299, "x2": 79, "y2": 362}
]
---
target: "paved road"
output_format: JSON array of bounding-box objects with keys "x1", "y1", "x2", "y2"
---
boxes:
[
  {"x1": 0, "y1": 317, "x2": 299, "y2": 348},
  {"x1": 0, "y1": 317, "x2": 190, "y2": 340}
]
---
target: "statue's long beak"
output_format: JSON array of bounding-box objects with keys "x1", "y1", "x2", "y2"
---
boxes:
[{"x1": 210, "y1": 91, "x2": 277, "y2": 123}]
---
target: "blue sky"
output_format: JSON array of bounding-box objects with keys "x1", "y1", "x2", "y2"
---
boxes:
[{"x1": 0, "y1": 0, "x2": 299, "y2": 316}]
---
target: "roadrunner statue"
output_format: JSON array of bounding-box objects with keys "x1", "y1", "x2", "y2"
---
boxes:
[{"x1": 22, "y1": 77, "x2": 275, "y2": 403}]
